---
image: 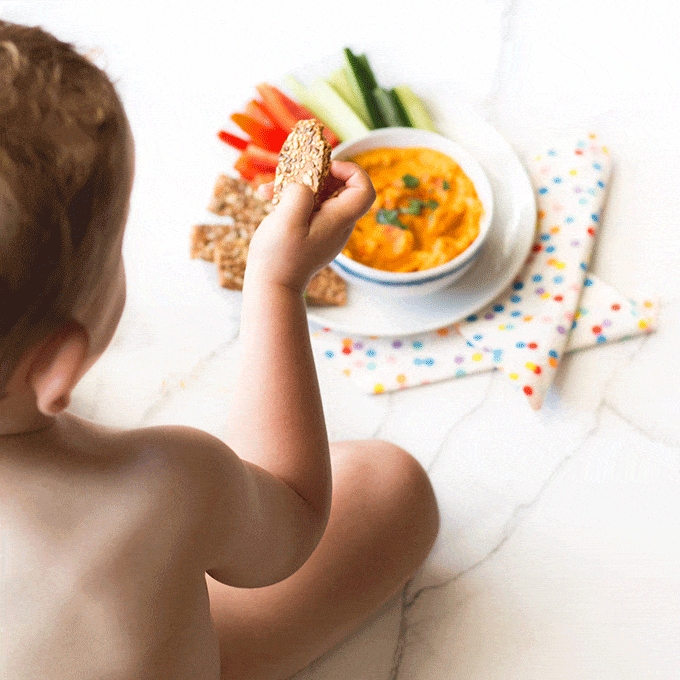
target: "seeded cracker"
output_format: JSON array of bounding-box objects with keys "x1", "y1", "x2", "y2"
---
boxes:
[
  {"x1": 304, "y1": 267, "x2": 347, "y2": 307},
  {"x1": 190, "y1": 175, "x2": 269, "y2": 289},
  {"x1": 190, "y1": 224, "x2": 231, "y2": 261},
  {"x1": 208, "y1": 174, "x2": 273, "y2": 223},
  {"x1": 190, "y1": 130, "x2": 346, "y2": 304},
  {"x1": 214, "y1": 237, "x2": 250, "y2": 291},
  {"x1": 273, "y1": 119, "x2": 332, "y2": 209}
]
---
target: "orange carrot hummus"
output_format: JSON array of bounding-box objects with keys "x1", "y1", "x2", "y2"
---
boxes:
[{"x1": 343, "y1": 147, "x2": 483, "y2": 272}]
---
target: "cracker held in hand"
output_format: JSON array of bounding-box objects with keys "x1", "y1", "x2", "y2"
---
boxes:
[{"x1": 273, "y1": 119, "x2": 332, "y2": 208}]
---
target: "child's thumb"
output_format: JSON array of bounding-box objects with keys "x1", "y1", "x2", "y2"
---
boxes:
[{"x1": 274, "y1": 182, "x2": 315, "y2": 225}]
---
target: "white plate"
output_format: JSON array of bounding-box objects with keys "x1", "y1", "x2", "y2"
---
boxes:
[{"x1": 306, "y1": 106, "x2": 537, "y2": 337}]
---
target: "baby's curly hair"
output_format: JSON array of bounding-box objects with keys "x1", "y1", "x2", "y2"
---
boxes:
[{"x1": 0, "y1": 21, "x2": 132, "y2": 392}]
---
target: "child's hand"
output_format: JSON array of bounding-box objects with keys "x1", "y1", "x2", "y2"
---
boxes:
[{"x1": 245, "y1": 161, "x2": 376, "y2": 292}]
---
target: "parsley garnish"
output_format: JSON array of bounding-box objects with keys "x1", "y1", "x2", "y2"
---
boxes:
[
  {"x1": 376, "y1": 208, "x2": 398, "y2": 224},
  {"x1": 402, "y1": 174, "x2": 420, "y2": 188},
  {"x1": 400, "y1": 199, "x2": 425, "y2": 216},
  {"x1": 376, "y1": 208, "x2": 408, "y2": 230},
  {"x1": 442, "y1": 180, "x2": 450, "y2": 190}
]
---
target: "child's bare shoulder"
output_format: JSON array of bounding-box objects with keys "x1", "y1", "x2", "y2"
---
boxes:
[
  {"x1": 5, "y1": 414, "x2": 318, "y2": 588},
  {"x1": 3, "y1": 415, "x2": 249, "y2": 579},
  {"x1": 97, "y1": 419, "x2": 243, "y2": 514},
  {"x1": 118, "y1": 421, "x2": 238, "y2": 473},
  {"x1": 4, "y1": 416, "x2": 237, "y2": 521},
  {"x1": 117, "y1": 422, "x2": 244, "y2": 516}
]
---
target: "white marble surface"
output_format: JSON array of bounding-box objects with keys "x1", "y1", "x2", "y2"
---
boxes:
[{"x1": 5, "y1": 0, "x2": 680, "y2": 677}]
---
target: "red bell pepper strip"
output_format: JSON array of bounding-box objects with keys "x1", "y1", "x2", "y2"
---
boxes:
[
  {"x1": 217, "y1": 130, "x2": 249, "y2": 150},
  {"x1": 242, "y1": 155, "x2": 276, "y2": 175},
  {"x1": 233, "y1": 153, "x2": 257, "y2": 181},
  {"x1": 273, "y1": 85, "x2": 314, "y2": 120},
  {"x1": 251, "y1": 171, "x2": 276, "y2": 188},
  {"x1": 269, "y1": 84, "x2": 340, "y2": 147},
  {"x1": 230, "y1": 113, "x2": 288, "y2": 152},
  {"x1": 256, "y1": 83, "x2": 299, "y2": 131},
  {"x1": 243, "y1": 143, "x2": 279, "y2": 169},
  {"x1": 234, "y1": 145, "x2": 278, "y2": 176},
  {"x1": 322, "y1": 126, "x2": 340, "y2": 148},
  {"x1": 245, "y1": 99, "x2": 275, "y2": 127}
]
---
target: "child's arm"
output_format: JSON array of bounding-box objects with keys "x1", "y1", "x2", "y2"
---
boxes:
[{"x1": 205, "y1": 161, "x2": 375, "y2": 586}]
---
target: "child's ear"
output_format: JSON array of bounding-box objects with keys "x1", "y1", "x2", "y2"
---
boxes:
[{"x1": 28, "y1": 321, "x2": 90, "y2": 416}]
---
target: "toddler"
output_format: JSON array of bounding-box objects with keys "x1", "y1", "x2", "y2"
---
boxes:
[{"x1": 0, "y1": 21, "x2": 439, "y2": 680}]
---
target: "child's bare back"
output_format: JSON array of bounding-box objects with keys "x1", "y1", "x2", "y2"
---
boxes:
[
  {"x1": 0, "y1": 21, "x2": 438, "y2": 680},
  {"x1": 1, "y1": 416, "x2": 224, "y2": 679}
]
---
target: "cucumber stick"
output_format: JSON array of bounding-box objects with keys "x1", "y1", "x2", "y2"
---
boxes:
[
  {"x1": 342, "y1": 48, "x2": 385, "y2": 128},
  {"x1": 284, "y1": 75, "x2": 369, "y2": 142},
  {"x1": 306, "y1": 79, "x2": 370, "y2": 140},
  {"x1": 326, "y1": 68, "x2": 371, "y2": 127},
  {"x1": 356, "y1": 53, "x2": 378, "y2": 89},
  {"x1": 284, "y1": 75, "x2": 309, "y2": 102},
  {"x1": 388, "y1": 88, "x2": 413, "y2": 127},
  {"x1": 373, "y1": 87, "x2": 411, "y2": 127},
  {"x1": 392, "y1": 85, "x2": 437, "y2": 132}
]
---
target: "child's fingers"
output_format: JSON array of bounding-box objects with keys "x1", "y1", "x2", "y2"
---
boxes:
[
  {"x1": 303, "y1": 163, "x2": 374, "y2": 253},
  {"x1": 328, "y1": 159, "x2": 369, "y2": 185},
  {"x1": 270, "y1": 181, "x2": 315, "y2": 229},
  {"x1": 315, "y1": 161, "x2": 376, "y2": 225}
]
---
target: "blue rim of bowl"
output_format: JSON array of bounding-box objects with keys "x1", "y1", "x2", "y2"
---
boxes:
[{"x1": 331, "y1": 250, "x2": 479, "y2": 287}]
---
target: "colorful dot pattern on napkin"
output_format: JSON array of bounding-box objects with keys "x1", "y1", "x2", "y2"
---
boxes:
[
  {"x1": 311, "y1": 276, "x2": 657, "y2": 395},
  {"x1": 455, "y1": 133, "x2": 612, "y2": 407},
  {"x1": 310, "y1": 133, "x2": 659, "y2": 407}
]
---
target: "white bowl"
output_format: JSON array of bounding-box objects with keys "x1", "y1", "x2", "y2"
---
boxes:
[{"x1": 330, "y1": 127, "x2": 493, "y2": 298}]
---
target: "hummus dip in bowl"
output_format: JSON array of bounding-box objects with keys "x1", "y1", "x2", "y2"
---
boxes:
[{"x1": 330, "y1": 127, "x2": 493, "y2": 297}]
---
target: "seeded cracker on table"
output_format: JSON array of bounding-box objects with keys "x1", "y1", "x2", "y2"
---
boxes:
[
  {"x1": 190, "y1": 120, "x2": 346, "y2": 304},
  {"x1": 190, "y1": 175, "x2": 270, "y2": 290}
]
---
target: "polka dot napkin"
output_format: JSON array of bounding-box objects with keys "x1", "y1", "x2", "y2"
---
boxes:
[{"x1": 310, "y1": 133, "x2": 659, "y2": 409}]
